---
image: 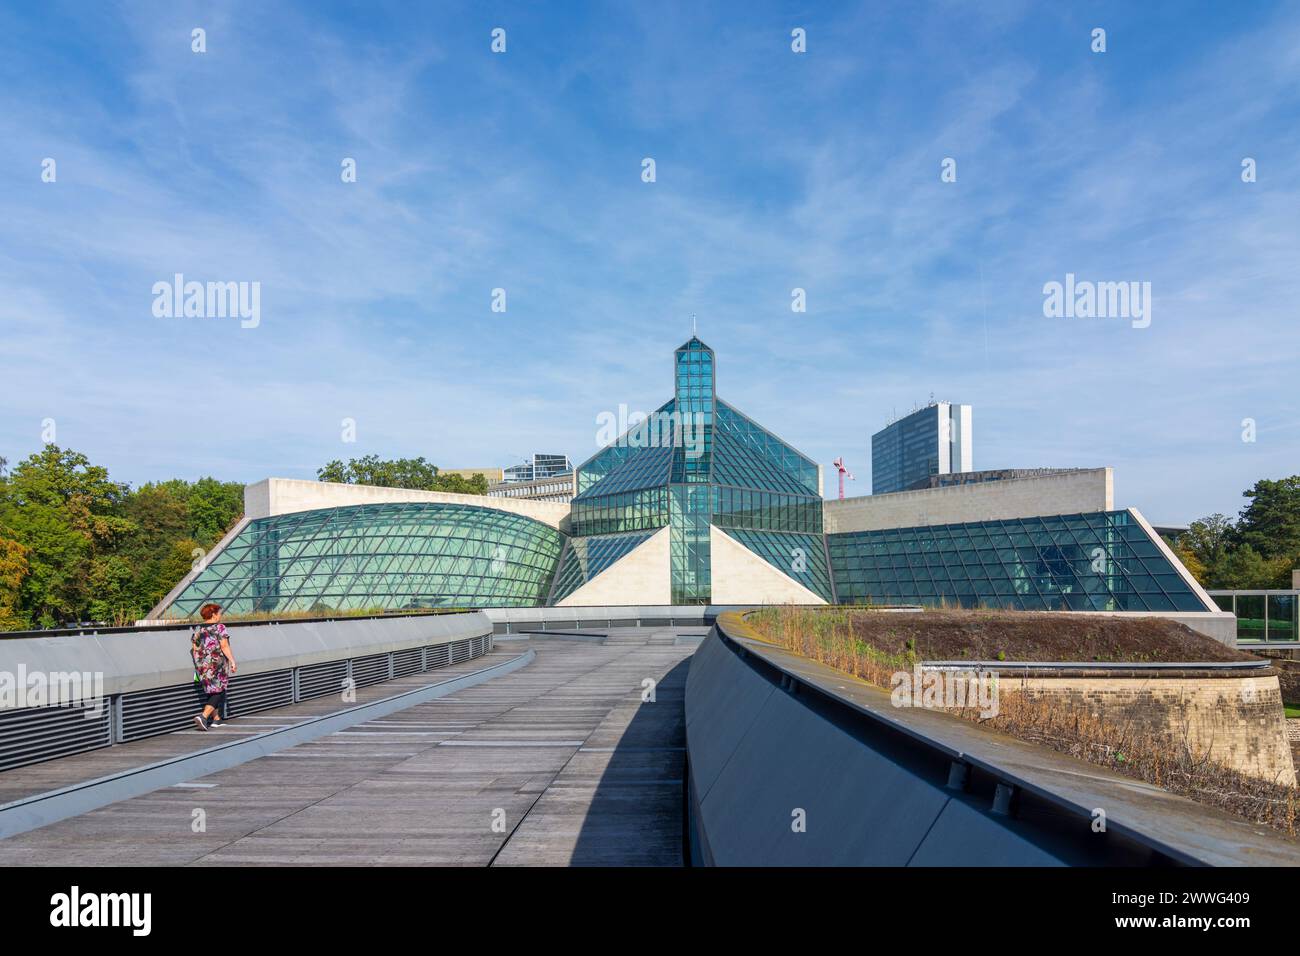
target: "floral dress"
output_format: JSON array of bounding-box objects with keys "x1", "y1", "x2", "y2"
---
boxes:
[{"x1": 192, "y1": 624, "x2": 230, "y2": 694}]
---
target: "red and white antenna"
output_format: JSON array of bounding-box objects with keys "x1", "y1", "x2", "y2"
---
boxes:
[{"x1": 832, "y1": 457, "x2": 854, "y2": 500}]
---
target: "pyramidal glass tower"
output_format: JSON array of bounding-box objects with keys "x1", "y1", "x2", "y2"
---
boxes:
[
  {"x1": 560, "y1": 337, "x2": 829, "y2": 604},
  {"x1": 154, "y1": 335, "x2": 1216, "y2": 621}
]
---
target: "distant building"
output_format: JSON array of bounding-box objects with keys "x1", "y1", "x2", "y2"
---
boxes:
[
  {"x1": 503, "y1": 454, "x2": 572, "y2": 483},
  {"x1": 871, "y1": 402, "x2": 972, "y2": 495},
  {"x1": 488, "y1": 472, "x2": 576, "y2": 503}
]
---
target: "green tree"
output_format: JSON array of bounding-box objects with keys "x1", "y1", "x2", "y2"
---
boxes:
[
  {"x1": 432, "y1": 472, "x2": 489, "y2": 495},
  {"x1": 1181, "y1": 514, "x2": 1236, "y2": 570},
  {"x1": 0, "y1": 446, "x2": 133, "y2": 626},
  {"x1": 1212, "y1": 544, "x2": 1291, "y2": 590},
  {"x1": 1169, "y1": 540, "x2": 1208, "y2": 586},
  {"x1": 317, "y1": 456, "x2": 486, "y2": 495},
  {"x1": 0, "y1": 535, "x2": 28, "y2": 630},
  {"x1": 184, "y1": 477, "x2": 244, "y2": 544},
  {"x1": 1236, "y1": 476, "x2": 1300, "y2": 560}
]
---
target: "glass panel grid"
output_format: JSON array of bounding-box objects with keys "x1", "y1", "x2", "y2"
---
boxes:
[
  {"x1": 166, "y1": 503, "x2": 564, "y2": 615},
  {"x1": 828, "y1": 511, "x2": 1209, "y2": 612}
]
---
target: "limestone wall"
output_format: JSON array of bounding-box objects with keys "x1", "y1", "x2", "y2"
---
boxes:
[
  {"x1": 997, "y1": 672, "x2": 1295, "y2": 786},
  {"x1": 245, "y1": 477, "x2": 571, "y2": 529},
  {"x1": 824, "y1": 467, "x2": 1113, "y2": 533}
]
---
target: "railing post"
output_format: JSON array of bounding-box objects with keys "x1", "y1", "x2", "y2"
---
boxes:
[
  {"x1": 992, "y1": 782, "x2": 1016, "y2": 816},
  {"x1": 110, "y1": 693, "x2": 123, "y2": 745}
]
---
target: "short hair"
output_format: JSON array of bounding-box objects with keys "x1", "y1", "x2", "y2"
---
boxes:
[{"x1": 199, "y1": 603, "x2": 222, "y2": 622}]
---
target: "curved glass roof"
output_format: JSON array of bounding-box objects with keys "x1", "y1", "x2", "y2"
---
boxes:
[{"x1": 164, "y1": 502, "x2": 563, "y2": 616}]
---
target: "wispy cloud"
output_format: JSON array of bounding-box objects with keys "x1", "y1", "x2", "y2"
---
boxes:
[{"x1": 0, "y1": 0, "x2": 1296, "y2": 524}]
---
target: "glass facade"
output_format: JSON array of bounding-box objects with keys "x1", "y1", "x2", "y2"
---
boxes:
[
  {"x1": 871, "y1": 403, "x2": 970, "y2": 495},
  {"x1": 503, "y1": 453, "x2": 572, "y2": 483},
  {"x1": 569, "y1": 337, "x2": 824, "y2": 605},
  {"x1": 163, "y1": 503, "x2": 563, "y2": 616},
  {"x1": 872, "y1": 405, "x2": 939, "y2": 494},
  {"x1": 1209, "y1": 591, "x2": 1300, "y2": 643},
  {"x1": 154, "y1": 339, "x2": 1214, "y2": 617},
  {"x1": 549, "y1": 531, "x2": 654, "y2": 603},
  {"x1": 719, "y1": 528, "x2": 834, "y2": 602},
  {"x1": 829, "y1": 510, "x2": 1206, "y2": 611}
]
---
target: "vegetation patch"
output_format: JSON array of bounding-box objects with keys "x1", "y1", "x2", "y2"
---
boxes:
[
  {"x1": 748, "y1": 605, "x2": 1256, "y2": 664},
  {"x1": 748, "y1": 606, "x2": 1298, "y2": 838}
]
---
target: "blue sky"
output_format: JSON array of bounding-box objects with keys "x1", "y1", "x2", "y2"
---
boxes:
[{"x1": 1, "y1": 0, "x2": 1297, "y2": 525}]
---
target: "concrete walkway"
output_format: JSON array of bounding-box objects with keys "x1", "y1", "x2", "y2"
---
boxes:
[{"x1": 0, "y1": 629, "x2": 700, "y2": 866}]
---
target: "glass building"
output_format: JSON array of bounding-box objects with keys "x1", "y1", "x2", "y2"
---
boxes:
[
  {"x1": 871, "y1": 402, "x2": 972, "y2": 494},
  {"x1": 155, "y1": 339, "x2": 1214, "y2": 620},
  {"x1": 566, "y1": 337, "x2": 827, "y2": 604},
  {"x1": 165, "y1": 503, "x2": 562, "y2": 616},
  {"x1": 1208, "y1": 591, "x2": 1300, "y2": 644},
  {"x1": 503, "y1": 453, "x2": 572, "y2": 483},
  {"x1": 829, "y1": 510, "x2": 1206, "y2": 611}
]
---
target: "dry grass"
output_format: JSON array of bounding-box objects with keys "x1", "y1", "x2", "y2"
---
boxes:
[{"x1": 748, "y1": 606, "x2": 1300, "y2": 838}]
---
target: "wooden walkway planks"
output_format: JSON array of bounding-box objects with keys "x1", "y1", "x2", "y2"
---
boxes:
[{"x1": 0, "y1": 630, "x2": 698, "y2": 867}]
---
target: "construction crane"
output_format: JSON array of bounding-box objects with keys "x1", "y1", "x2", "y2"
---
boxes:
[{"x1": 832, "y1": 457, "x2": 854, "y2": 500}]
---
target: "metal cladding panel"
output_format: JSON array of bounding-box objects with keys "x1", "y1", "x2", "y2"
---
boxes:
[
  {"x1": 696, "y1": 679, "x2": 952, "y2": 866},
  {"x1": 121, "y1": 683, "x2": 204, "y2": 741},
  {"x1": 0, "y1": 612, "x2": 493, "y2": 701},
  {"x1": 0, "y1": 704, "x2": 112, "y2": 772},
  {"x1": 906, "y1": 798, "x2": 1067, "y2": 867},
  {"x1": 392, "y1": 647, "x2": 423, "y2": 678},
  {"x1": 683, "y1": 634, "x2": 775, "y2": 801},
  {"x1": 297, "y1": 659, "x2": 348, "y2": 701},
  {"x1": 350, "y1": 653, "x2": 390, "y2": 688},
  {"x1": 226, "y1": 669, "x2": 295, "y2": 717}
]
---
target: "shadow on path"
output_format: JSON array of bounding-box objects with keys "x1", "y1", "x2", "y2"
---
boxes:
[{"x1": 568, "y1": 658, "x2": 691, "y2": 866}]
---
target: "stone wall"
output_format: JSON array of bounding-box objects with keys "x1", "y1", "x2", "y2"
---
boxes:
[
  {"x1": 823, "y1": 467, "x2": 1113, "y2": 533},
  {"x1": 245, "y1": 477, "x2": 571, "y2": 529},
  {"x1": 996, "y1": 672, "x2": 1295, "y2": 786}
]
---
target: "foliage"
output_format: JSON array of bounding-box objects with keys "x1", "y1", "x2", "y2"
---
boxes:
[
  {"x1": 1179, "y1": 480, "x2": 1300, "y2": 590},
  {"x1": 1236, "y1": 477, "x2": 1300, "y2": 560},
  {"x1": 317, "y1": 455, "x2": 488, "y2": 494},
  {"x1": 0, "y1": 446, "x2": 243, "y2": 629},
  {"x1": 0, "y1": 445, "x2": 486, "y2": 629}
]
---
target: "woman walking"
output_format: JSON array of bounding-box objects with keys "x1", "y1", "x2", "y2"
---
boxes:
[{"x1": 192, "y1": 602, "x2": 237, "y2": 730}]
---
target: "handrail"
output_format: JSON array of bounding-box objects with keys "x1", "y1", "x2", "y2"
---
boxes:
[{"x1": 0, "y1": 607, "x2": 477, "y2": 640}]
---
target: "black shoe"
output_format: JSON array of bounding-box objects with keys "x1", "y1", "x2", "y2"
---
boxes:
[{"x1": 193, "y1": 715, "x2": 210, "y2": 731}]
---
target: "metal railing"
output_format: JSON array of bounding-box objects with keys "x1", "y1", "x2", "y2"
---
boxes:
[
  {"x1": 0, "y1": 633, "x2": 492, "y2": 773},
  {"x1": 0, "y1": 607, "x2": 478, "y2": 641}
]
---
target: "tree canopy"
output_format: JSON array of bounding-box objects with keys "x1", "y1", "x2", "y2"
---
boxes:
[
  {"x1": 1174, "y1": 477, "x2": 1300, "y2": 589},
  {"x1": 317, "y1": 455, "x2": 489, "y2": 495},
  {"x1": 0, "y1": 446, "x2": 243, "y2": 628}
]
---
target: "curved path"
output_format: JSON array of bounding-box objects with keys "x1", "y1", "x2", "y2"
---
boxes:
[{"x1": 0, "y1": 628, "x2": 700, "y2": 866}]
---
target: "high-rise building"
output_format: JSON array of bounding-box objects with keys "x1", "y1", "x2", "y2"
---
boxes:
[
  {"x1": 871, "y1": 402, "x2": 972, "y2": 495},
  {"x1": 503, "y1": 453, "x2": 571, "y2": 483}
]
